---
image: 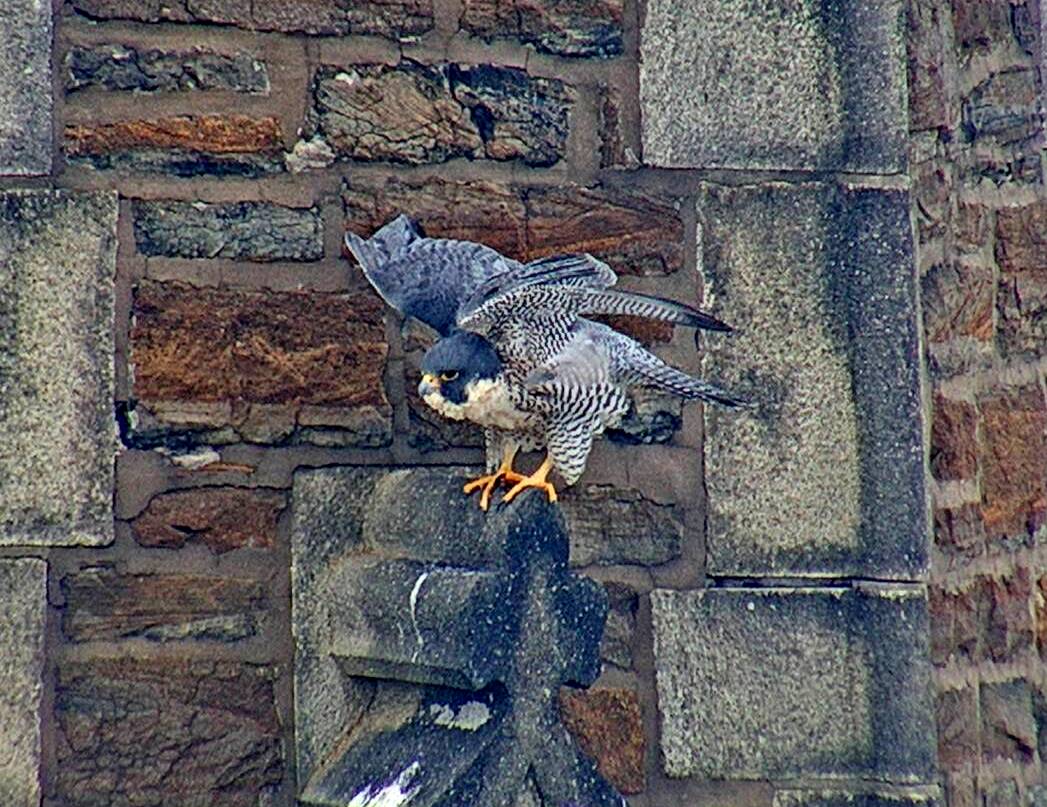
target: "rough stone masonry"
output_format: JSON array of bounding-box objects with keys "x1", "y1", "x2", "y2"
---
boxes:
[{"x1": 0, "y1": 0, "x2": 1043, "y2": 805}]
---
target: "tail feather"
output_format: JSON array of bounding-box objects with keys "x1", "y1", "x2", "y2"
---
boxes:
[
  {"x1": 580, "y1": 289, "x2": 731, "y2": 332},
  {"x1": 343, "y1": 213, "x2": 421, "y2": 273},
  {"x1": 639, "y1": 362, "x2": 747, "y2": 407}
]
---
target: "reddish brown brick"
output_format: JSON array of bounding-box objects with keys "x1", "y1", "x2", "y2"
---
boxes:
[
  {"x1": 997, "y1": 201, "x2": 1047, "y2": 275},
  {"x1": 934, "y1": 503, "x2": 985, "y2": 556},
  {"x1": 983, "y1": 569, "x2": 1035, "y2": 663},
  {"x1": 60, "y1": 567, "x2": 267, "y2": 642},
  {"x1": 55, "y1": 658, "x2": 281, "y2": 806},
  {"x1": 525, "y1": 185, "x2": 684, "y2": 276},
  {"x1": 981, "y1": 679, "x2": 1036, "y2": 763},
  {"x1": 908, "y1": 0, "x2": 955, "y2": 130},
  {"x1": 954, "y1": 201, "x2": 991, "y2": 254},
  {"x1": 937, "y1": 687, "x2": 979, "y2": 770},
  {"x1": 594, "y1": 315, "x2": 674, "y2": 345},
  {"x1": 343, "y1": 176, "x2": 528, "y2": 259},
  {"x1": 131, "y1": 487, "x2": 286, "y2": 554},
  {"x1": 930, "y1": 584, "x2": 979, "y2": 665},
  {"x1": 913, "y1": 161, "x2": 951, "y2": 247},
  {"x1": 131, "y1": 280, "x2": 389, "y2": 409},
  {"x1": 931, "y1": 394, "x2": 978, "y2": 480},
  {"x1": 559, "y1": 687, "x2": 645, "y2": 794},
  {"x1": 343, "y1": 177, "x2": 685, "y2": 276},
  {"x1": 921, "y1": 262, "x2": 994, "y2": 343},
  {"x1": 65, "y1": 115, "x2": 283, "y2": 156},
  {"x1": 978, "y1": 386, "x2": 1047, "y2": 539},
  {"x1": 950, "y1": 0, "x2": 1017, "y2": 55}
]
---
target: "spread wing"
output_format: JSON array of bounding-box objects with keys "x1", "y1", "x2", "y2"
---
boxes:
[{"x1": 345, "y1": 214, "x2": 521, "y2": 336}]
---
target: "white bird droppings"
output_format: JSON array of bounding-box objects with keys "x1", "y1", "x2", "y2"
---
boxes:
[
  {"x1": 429, "y1": 701, "x2": 491, "y2": 731},
  {"x1": 345, "y1": 761, "x2": 422, "y2": 807}
]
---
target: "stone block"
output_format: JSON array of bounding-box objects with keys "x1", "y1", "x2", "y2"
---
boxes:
[
  {"x1": 563, "y1": 484, "x2": 683, "y2": 567},
  {"x1": 651, "y1": 587, "x2": 936, "y2": 780},
  {"x1": 313, "y1": 63, "x2": 571, "y2": 166},
  {"x1": 65, "y1": 114, "x2": 284, "y2": 176},
  {"x1": 921, "y1": 262, "x2": 994, "y2": 345},
  {"x1": 0, "y1": 0, "x2": 51, "y2": 175},
  {"x1": 977, "y1": 386, "x2": 1046, "y2": 540},
  {"x1": 0, "y1": 559, "x2": 47, "y2": 807},
  {"x1": 70, "y1": 0, "x2": 433, "y2": 38},
  {"x1": 65, "y1": 44, "x2": 270, "y2": 94},
  {"x1": 54, "y1": 658, "x2": 282, "y2": 806},
  {"x1": 342, "y1": 175, "x2": 684, "y2": 276},
  {"x1": 699, "y1": 182, "x2": 925, "y2": 578},
  {"x1": 559, "y1": 687, "x2": 645, "y2": 794},
  {"x1": 131, "y1": 487, "x2": 286, "y2": 553},
  {"x1": 60, "y1": 567, "x2": 268, "y2": 642},
  {"x1": 937, "y1": 687, "x2": 978, "y2": 770},
  {"x1": 640, "y1": 0, "x2": 907, "y2": 172},
  {"x1": 930, "y1": 394, "x2": 978, "y2": 482},
  {"x1": 996, "y1": 200, "x2": 1047, "y2": 355},
  {"x1": 0, "y1": 190, "x2": 117, "y2": 546},
  {"x1": 129, "y1": 280, "x2": 391, "y2": 447},
  {"x1": 980, "y1": 680, "x2": 1037, "y2": 763},
  {"x1": 133, "y1": 200, "x2": 323, "y2": 261},
  {"x1": 460, "y1": 0, "x2": 623, "y2": 57},
  {"x1": 775, "y1": 788, "x2": 940, "y2": 807}
]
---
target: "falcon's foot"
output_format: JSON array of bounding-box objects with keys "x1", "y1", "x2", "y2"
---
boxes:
[
  {"x1": 464, "y1": 460, "x2": 525, "y2": 512},
  {"x1": 502, "y1": 456, "x2": 558, "y2": 505}
]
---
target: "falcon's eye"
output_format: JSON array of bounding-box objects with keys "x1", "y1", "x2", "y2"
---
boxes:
[{"x1": 440, "y1": 371, "x2": 459, "y2": 382}]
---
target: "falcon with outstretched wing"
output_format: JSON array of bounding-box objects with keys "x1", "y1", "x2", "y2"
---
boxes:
[{"x1": 345, "y1": 214, "x2": 743, "y2": 510}]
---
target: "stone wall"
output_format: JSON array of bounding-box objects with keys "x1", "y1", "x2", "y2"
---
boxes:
[
  {"x1": 0, "y1": 0, "x2": 1041, "y2": 804},
  {"x1": 910, "y1": 2, "x2": 1047, "y2": 807}
]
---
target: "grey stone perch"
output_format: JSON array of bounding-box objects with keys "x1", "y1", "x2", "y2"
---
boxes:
[{"x1": 292, "y1": 467, "x2": 625, "y2": 807}]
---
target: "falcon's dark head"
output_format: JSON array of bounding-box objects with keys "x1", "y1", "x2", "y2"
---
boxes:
[{"x1": 419, "y1": 331, "x2": 502, "y2": 411}]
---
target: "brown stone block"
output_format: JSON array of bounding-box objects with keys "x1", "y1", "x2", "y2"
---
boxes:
[
  {"x1": 908, "y1": 0, "x2": 956, "y2": 131},
  {"x1": 983, "y1": 569, "x2": 1035, "y2": 663},
  {"x1": 996, "y1": 201, "x2": 1047, "y2": 275},
  {"x1": 593, "y1": 315, "x2": 674, "y2": 345},
  {"x1": 525, "y1": 186, "x2": 684, "y2": 276},
  {"x1": 314, "y1": 63, "x2": 570, "y2": 167},
  {"x1": 55, "y1": 658, "x2": 282, "y2": 805},
  {"x1": 131, "y1": 281, "x2": 391, "y2": 437},
  {"x1": 933, "y1": 503, "x2": 985, "y2": 557},
  {"x1": 342, "y1": 177, "x2": 685, "y2": 276},
  {"x1": 60, "y1": 567, "x2": 268, "y2": 642},
  {"x1": 954, "y1": 201, "x2": 991, "y2": 254},
  {"x1": 998, "y1": 269, "x2": 1047, "y2": 356},
  {"x1": 131, "y1": 487, "x2": 286, "y2": 553},
  {"x1": 981, "y1": 679, "x2": 1036, "y2": 763},
  {"x1": 921, "y1": 262, "x2": 994, "y2": 344},
  {"x1": 937, "y1": 687, "x2": 979, "y2": 770},
  {"x1": 950, "y1": 0, "x2": 1017, "y2": 56},
  {"x1": 343, "y1": 175, "x2": 528, "y2": 259},
  {"x1": 913, "y1": 161, "x2": 951, "y2": 247},
  {"x1": 559, "y1": 687, "x2": 645, "y2": 794},
  {"x1": 930, "y1": 394, "x2": 978, "y2": 480},
  {"x1": 929, "y1": 584, "x2": 979, "y2": 665},
  {"x1": 65, "y1": 115, "x2": 283, "y2": 156},
  {"x1": 70, "y1": 0, "x2": 433, "y2": 38},
  {"x1": 978, "y1": 386, "x2": 1047, "y2": 539},
  {"x1": 461, "y1": 0, "x2": 623, "y2": 57}
]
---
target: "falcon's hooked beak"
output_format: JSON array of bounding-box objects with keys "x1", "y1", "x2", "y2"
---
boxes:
[{"x1": 419, "y1": 373, "x2": 440, "y2": 398}]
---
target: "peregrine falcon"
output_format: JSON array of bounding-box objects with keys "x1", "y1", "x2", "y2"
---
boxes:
[{"x1": 346, "y1": 214, "x2": 743, "y2": 510}]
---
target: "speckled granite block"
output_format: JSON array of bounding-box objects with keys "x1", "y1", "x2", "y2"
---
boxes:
[
  {"x1": 0, "y1": 190, "x2": 118, "y2": 546},
  {"x1": 0, "y1": 0, "x2": 52, "y2": 175},
  {"x1": 0, "y1": 559, "x2": 47, "y2": 807}
]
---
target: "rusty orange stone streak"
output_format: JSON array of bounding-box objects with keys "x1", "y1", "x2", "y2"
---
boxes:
[{"x1": 65, "y1": 114, "x2": 285, "y2": 155}]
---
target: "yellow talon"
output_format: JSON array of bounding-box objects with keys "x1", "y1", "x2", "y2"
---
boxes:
[
  {"x1": 502, "y1": 455, "x2": 558, "y2": 505},
  {"x1": 463, "y1": 446, "x2": 524, "y2": 511}
]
